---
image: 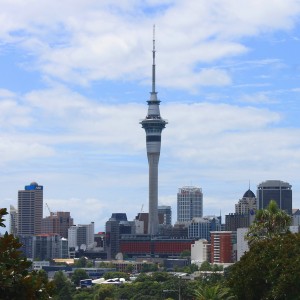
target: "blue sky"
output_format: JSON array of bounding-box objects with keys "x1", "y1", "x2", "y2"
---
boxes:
[{"x1": 1, "y1": 0, "x2": 300, "y2": 232}]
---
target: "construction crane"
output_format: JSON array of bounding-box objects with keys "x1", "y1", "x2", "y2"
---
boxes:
[
  {"x1": 45, "y1": 203, "x2": 52, "y2": 216},
  {"x1": 138, "y1": 204, "x2": 144, "y2": 221}
]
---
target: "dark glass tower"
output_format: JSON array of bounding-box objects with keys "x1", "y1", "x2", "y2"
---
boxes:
[
  {"x1": 140, "y1": 27, "x2": 167, "y2": 235},
  {"x1": 257, "y1": 180, "x2": 292, "y2": 215}
]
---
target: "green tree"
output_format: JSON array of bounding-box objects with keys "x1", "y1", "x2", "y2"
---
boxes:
[
  {"x1": 246, "y1": 200, "x2": 291, "y2": 246},
  {"x1": 75, "y1": 257, "x2": 87, "y2": 268},
  {"x1": 0, "y1": 208, "x2": 54, "y2": 300},
  {"x1": 71, "y1": 268, "x2": 89, "y2": 286},
  {"x1": 227, "y1": 233, "x2": 300, "y2": 299},
  {"x1": 125, "y1": 263, "x2": 134, "y2": 273},
  {"x1": 52, "y1": 270, "x2": 74, "y2": 300},
  {"x1": 103, "y1": 271, "x2": 129, "y2": 280},
  {"x1": 73, "y1": 290, "x2": 94, "y2": 300},
  {"x1": 93, "y1": 284, "x2": 116, "y2": 300},
  {"x1": 180, "y1": 249, "x2": 191, "y2": 258},
  {"x1": 199, "y1": 261, "x2": 211, "y2": 271},
  {"x1": 194, "y1": 284, "x2": 235, "y2": 300}
]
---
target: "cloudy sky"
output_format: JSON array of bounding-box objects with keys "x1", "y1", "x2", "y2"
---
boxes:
[{"x1": 1, "y1": 0, "x2": 300, "y2": 232}]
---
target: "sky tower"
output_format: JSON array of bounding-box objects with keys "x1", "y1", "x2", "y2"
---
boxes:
[{"x1": 140, "y1": 26, "x2": 167, "y2": 235}]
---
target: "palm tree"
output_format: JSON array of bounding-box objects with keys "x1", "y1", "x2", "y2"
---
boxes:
[
  {"x1": 194, "y1": 284, "x2": 235, "y2": 300},
  {"x1": 246, "y1": 200, "x2": 291, "y2": 246}
]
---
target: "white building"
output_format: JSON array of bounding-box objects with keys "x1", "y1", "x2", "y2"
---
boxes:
[
  {"x1": 67, "y1": 222, "x2": 95, "y2": 252},
  {"x1": 236, "y1": 228, "x2": 249, "y2": 261},
  {"x1": 191, "y1": 239, "x2": 210, "y2": 265},
  {"x1": 177, "y1": 186, "x2": 203, "y2": 222}
]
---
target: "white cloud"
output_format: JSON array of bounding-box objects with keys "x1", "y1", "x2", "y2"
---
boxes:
[{"x1": 1, "y1": 1, "x2": 300, "y2": 91}]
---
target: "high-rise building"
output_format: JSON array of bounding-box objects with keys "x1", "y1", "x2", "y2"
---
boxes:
[
  {"x1": 42, "y1": 211, "x2": 73, "y2": 238},
  {"x1": 210, "y1": 231, "x2": 236, "y2": 264},
  {"x1": 158, "y1": 205, "x2": 172, "y2": 226},
  {"x1": 235, "y1": 189, "x2": 257, "y2": 215},
  {"x1": 225, "y1": 213, "x2": 249, "y2": 231},
  {"x1": 177, "y1": 186, "x2": 203, "y2": 222},
  {"x1": 140, "y1": 27, "x2": 167, "y2": 235},
  {"x1": 18, "y1": 182, "x2": 43, "y2": 235},
  {"x1": 105, "y1": 213, "x2": 135, "y2": 260},
  {"x1": 33, "y1": 234, "x2": 68, "y2": 260},
  {"x1": 257, "y1": 180, "x2": 292, "y2": 215},
  {"x1": 67, "y1": 222, "x2": 95, "y2": 250},
  {"x1": 9, "y1": 205, "x2": 18, "y2": 236},
  {"x1": 188, "y1": 216, "x2": 221, "y2": 241}
]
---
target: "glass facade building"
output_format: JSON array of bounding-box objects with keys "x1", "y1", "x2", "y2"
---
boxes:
[
  {"x1": 257, "y1": 180, "x2": 292, "y2": 215},
  {"x1": 177, "y1": 186, "x2": 203, "y2": 222}
]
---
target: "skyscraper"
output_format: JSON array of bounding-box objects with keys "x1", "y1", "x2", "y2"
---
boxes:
[
  {"x1": 257, "y1": 180, "x2": 292, "y2": 215},
  {"x1": 235, "y1": 189, "x2": 256, "y2": 215},
  {"x1": 140, "y1": 27, "x2": 167, "y2": 235},
  {"x1": 42, "y1": 211, "x2": 74, "y2": 238},
  {"x1": 18, "y1": 182, "x2": 43, "y2": 235},
  {"x1": 9, "y1": 205, "x2": 18, "y2": 236},
  {"x1": 158, "y1": 205, "x2": 172, "y2": 226},
  {"x1": 177, "y1": 186, "x2": 203, "y2": 222}
]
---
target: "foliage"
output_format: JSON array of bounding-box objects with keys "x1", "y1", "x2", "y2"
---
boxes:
[
  {"x1": 103, "y1": 271, "x2": 129, "y2": 280},
  {"x1": 246, "y1": 200, "x2": 291, "y2": 246},
  {"x1": 71, "y1": 268, "x2": 89, "y2": 286},
  {"x1": 199, "y1": 261, "x2": 223, "y2": 272},
  {"x1": 151, "y1": 271, "x2": 171, "y2": 282},
  {"x1": 227, "y1": 233, "x2": 300, "y2": 299},
  {"x1": 194, "y1": 284, "x2": 235, "y2": 300},
  {"x1": 180, "y1": 249, "x2": 191, "y2": 257},
  {"x1": 74, "y1": 257, "x2": 87, "y2": 268},
  {"x1": 0, "y1": 208, "x2": 54, "y2": 300},
  {"x1": 72, "y1": 290, "x2": 94, "y2": 300},
  {"x1": 140, "y1": 262, "x2": 158, "y2": 272},
  {"x1": 125, "y1": 263, "x2": 134, "y2": 273},
  {"x1": 93, "y1": 284, "x2": 116, "y2": 300},
  {"x1": 52, "y1": 270, "x2": 74, "y2": 300}
]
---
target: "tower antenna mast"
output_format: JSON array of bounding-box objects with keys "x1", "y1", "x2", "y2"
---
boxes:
[{"x1": 152, "y1": 24, "x2": 156, "y2": 94}]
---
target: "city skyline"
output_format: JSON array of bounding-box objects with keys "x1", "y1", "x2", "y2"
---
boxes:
[{"x1": 1, "y1": 1, "x2": 300, "y2": 232}]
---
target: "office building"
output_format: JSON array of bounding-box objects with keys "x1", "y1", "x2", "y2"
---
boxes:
[
  {"x1": 236, "y1": 228, "x2": 249, "y2": 261},
  {"x1": 235, "y1": 189, "x2": 257, "y2": 215},
  {"x1": 105, "y1": 213, "x2": 135, "y2": 260},
  {"x1": 257, "y1": 180, "x2": 292, "y2": 215},
  {"x1": 188, "y1": 216, "x2": 221, "y2": 241},
  {"x1": 42, "y1": 211, "x2": 73, "y2": 238},
  {"x1": 140, "y1": 27, "x2": 167, "y2": 235},
  {"x1": 210, "y1": 231, "x2": 236, "y2": 264},
  {"x1": 191, "y1": 239, "x2": 210, "y2": 265},
  {"x1": 68, "y1": 222, "x2": 95, "y2": 257},
  {"x1": 225, "y1": 213, "x2": 249, "y2": 231},
  {"x1": 177, "y1": 186, "x2": 203, "y2": 222},
  {"x1": 158, "y1": 205, "x2": 172, "y2": 226},
  {"x1": 18, "y1": 182, "x2": 43, "y2": 235},
  {"x1": 33, "y1": 234, "x2": 68, "y2": 260},
  {"x1": 9, "y1": 205, "x2": 18, "y2": 236}
]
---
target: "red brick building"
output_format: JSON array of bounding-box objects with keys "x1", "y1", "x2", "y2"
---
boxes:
[{"x1": 210, "y1": 231, "x2": 235, "y2": 263}]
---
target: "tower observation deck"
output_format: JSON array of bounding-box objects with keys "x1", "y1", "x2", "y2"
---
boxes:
[{"x1": 140, "y1": 26, "x2": 167, "y2": 235}]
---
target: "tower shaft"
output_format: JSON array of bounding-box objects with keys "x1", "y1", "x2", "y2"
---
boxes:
[{"x1": 140, "y1": 26, "x2": 167, "y2": 235}]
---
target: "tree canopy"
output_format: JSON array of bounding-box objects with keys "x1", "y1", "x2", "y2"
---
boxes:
[
  {"x1": 246, "y1": 200, "x2": 291, "y2": 246},
  {"x1": 227, "y1": 232, "x2": 300, "y2": 299},
  {"x1": 0, "y1": 208, "x2": 54, "y2": 300}
]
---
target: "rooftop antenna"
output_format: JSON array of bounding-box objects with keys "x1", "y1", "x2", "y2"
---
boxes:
[
  {"x1": 152, "y1": 24, "x2": 156, "y2": 94},
  {"x1": 249, "y1": 180, "x2": 251, "y2": 190}
]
